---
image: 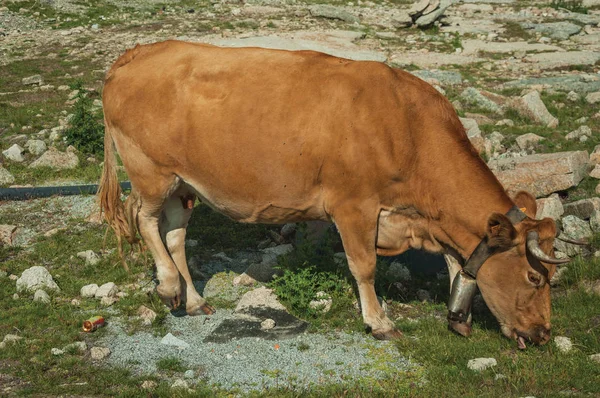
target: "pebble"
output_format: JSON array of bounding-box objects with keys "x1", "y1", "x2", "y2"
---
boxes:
[
  {"x1": 95, "y1": 282, "x2": 118, "y2": 298},
  {"x1": 590, "y1": 353, "x2": 600, "y2": 364},
  {"x1": 261, "y1": 319, "x2": 276, "y2": 330},
  {"x1": 467, "y1": 357, "x2": 497, "y2": 371},
  {"x1": 171, "y1": 378, "x2": 189, "y2": 389},
  {"x1": 184, "y1": 369, "x2": 195, "y2": 379},
  {"x1": 51, "y1": 347, "x2": 64, "y2": 356},
  {"x1": 80, "y1": 284, "x2": 99, "y2": 298},
  {"x1": 554, "y1": 336, "x2": 573, "y2": 353},
  {"x1": 141, "y1": 380, "x2": 157, "y2": 389},
  {"x1": 64, "y1": 341, "x2": 87, "y2": 352},
  {"x1": 90, "y1": 346, "x2": 111, "y2": 360},
  {"x1": 33, "y1": 289, "x2": 50, "y2": 304},
  {"x1": 138, "y1": 305, "x2": 157, "y2": 325}
]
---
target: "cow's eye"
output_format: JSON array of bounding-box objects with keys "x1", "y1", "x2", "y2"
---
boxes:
[{"x1": 527, "y1": 271, "x2": 543, "y2": 287}]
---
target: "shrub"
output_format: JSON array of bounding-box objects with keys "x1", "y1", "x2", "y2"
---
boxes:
[{"x1": 64, "y1": 82, "x2": 104, "y2": 156}]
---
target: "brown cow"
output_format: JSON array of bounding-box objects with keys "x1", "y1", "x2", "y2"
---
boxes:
[{"x1": 99, "y1": 40, "x2": 566, "y2": 347}]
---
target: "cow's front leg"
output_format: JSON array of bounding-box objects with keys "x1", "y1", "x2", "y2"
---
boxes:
[{"x1": 334, "y1": 204, "x2": 402, "y2": 340}]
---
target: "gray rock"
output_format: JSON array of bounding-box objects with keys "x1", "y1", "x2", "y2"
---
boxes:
[
  {"x1": 467, "y1": 357, "x2": 497, "y2": 371},
  {"x1": 523, "y1": 51, "x2": 600, "y2": 70},
  {"x1": 160, "y1": 333, "x2": 190, "y2": 349},
  {"x1": 392, "y1": 12, "x2": 413, "y2": 28},
  {"x1": 2, "y1": 144, "x2": 25, "y2": 162},
  {"x1": 29, "y1": 147, "x2": 79, "y2": 170},
  {"x1": 16, "y1": 266, "x2": 60, "y2": 293},
  {"x1": 503, "y1": 75, "x2": 600, "y2": 94},
  {"x1": 171, "y1": 379, "x2": 189, "y2": 389},
  {"x1": 411, "y1": 69, "x2": 462, "y2": 86},
  {"x1": 235, "y1": 286, "x2": 286, "y2": 314},
  {"x1": 25, "y1": 140, "x2": 47, "y2": 156},
  {"x1": 460, "y1": 117, "x2": 481, "y2": 139},
  {"x1": 554, "y1": 336, "x2": 573, "y2": 353},
  {"x1": 555, "y1": 215, "x2": 593, "y2": 256},
  {"x1": 589, "y1": 353, "x2": 600, "y2": 364},
  {"x1": 510, "y1": 91, "x2": 558, "y2": 128},
  {"x1": 33, "y1": 289, "x2": 50, "y2": 304},
  {"x1": 521, "y1": 22, "x2": 581, "y2": 40},
  {"x1": 535, "y1": 195, "x2": 564, "y2": 220},
  {"x1": 563, "y1": 198, "x2": 600, "y2": 220},
  {"x1": 51, "y1": 347, "x2": 64, "y2": 355},
  {"x1": 586, "y1": 92, "x2": 600, "y2": 104},
  {"x1": 415, "y1": 0, "x2": 453, "y2": 27},
  {"x1": 95, "y1": 282, "x2": 118, "y2": 298},
  {"x1": 565, "y1": 126, "x2": 592, "y2": 141},
  {"x1": 516, "y1": 133, "x2": 544, "y2": 150},
  {"x1": 308, "y1": 5, "x2": 359, "y2": 23},
  {"x1": 101, "y1": 296, "x2": 118, "y2": 306},
  {"x1": 590, "y1": 211, "x2": 600, "y2": 233},
  {"x1": 77, "y1": 250, "x2": 100, "y2": 266},
  {"x1": 245, "y1": 244, "x2": 294, "y2": 282},
  {"x1": 0, "y1": 224, "x2": 17, "y2": 246},
  {"x1": 460, "y1": 88, "x2": 503, "y2": 114},
  {"x1": 80, "y1": 283, "x2": 98, "y2": 297},
  {"x1": 309, "y1": 291, "x2": 332, "y2": 313},
  {"x1": 0, "y1": 166, "x2": 15, "y2": 185},
  {"x1": 90, "y1": 346, "x2": 111, "y2": 360},
  {"x1": 488, "y1": 151, "x2": 589, "y2": 197},
  {"x1": 22, "y1": 74, "x2": 43, "y2": 85},
  {"x1": 280, "y1": 223, "x2": 296, "y2": 238}
]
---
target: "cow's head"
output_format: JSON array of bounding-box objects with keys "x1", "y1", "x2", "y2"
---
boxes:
[{"x1": 476, "y1": 191, "x2": 564, "y2": 349}]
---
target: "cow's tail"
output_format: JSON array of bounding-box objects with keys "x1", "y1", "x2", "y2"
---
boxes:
[{"x1": 98, "y1": 119, "x2": 140, "y2": 272}]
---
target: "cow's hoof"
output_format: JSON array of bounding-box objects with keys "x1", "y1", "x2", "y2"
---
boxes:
[
  {"x1": 372, "y1": 328, "x2": 403, "y2": 340},
  {"x1": 448, "y1": 320, "x2": 472, "y2": 337},
  {"x1": 187, "y1": 302, "x2": 216, "y2": 316},
  {"x1": 161, "y1": 294, "x2": 181, "y2": 310}
]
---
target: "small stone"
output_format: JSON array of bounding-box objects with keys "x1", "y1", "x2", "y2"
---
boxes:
[
  {"x1": 171, "y1": 378, "x2": 189, "y2": 389},
  {"x1": 100, "y1": 296, "x2": 118, "y2": 306},
  {"x1": 138, "y1": 305, "x2": 157, "y2": 325},
  {"x1": 2, "y1": 334, "x2": 23, "y2": 346},
  {"x1": 566, "y1": 91, "x2": 580, "y2": 102},
  {"x1": 12, "y1": 293, "x2": 19, "y2": 300},
  {"x1": 0, "y1": 166, "x2": 15, "y2": 185},
  {"x1": 0, "y1": 224, "x2": 17, "y2": 246},
  {"x1": 51, "y1": 347, "x2": 64, "y2": 356},
  {"x1": 467, "y1": 357, "x2": 497, "y2": 371},
  {"x1": 71, "y1": 298, "x2": 80, "y2": 306},
  {"x1": 586, "y1": 91, "x2": 600, "y2": 104},
  {"x1": 95, "y1": 282, "x2": 118, "y2": 298},
  {"x1": 590, "y1": 353, "x2": 600, "y2": 364},
  {"x1": 9, "y1": 274, "x2": 17, "y2": 281},
  {"x1": 554, "y1": 336, "x2": 573, "y2": 353},
  {"x1": 590, "y1": 165, "x2": 600, "y2": 179},
  {"x1": 16, "y1": 266, "x2": 60, "y2": 293},
  {"x1": 22, "y1": 74, "x2": 43, "y2": 85},
  {"x1": 516, "y1": 133, "x2": 544, "y2": 149},
  {"x1": 25, "y1": 140, "x2": 47, "y2": 156},
  {"x1": 184, "y1": 370, "x2": 195, "y2": 379},
  {"x1": 90, "y1": 346, "x2": 111, "y2": 360},
  {"x1": 511, "y1": 91, "x2": 558, "y2": 128},
  {"x1": 80, "y1": 284, "x2": 99, "y2": 298},
  {"x1": 77, "y1": 250, "x2": 100, "y2": 266},
  {"x1": 309, "y1": 291, "x2": 333, "y2": 313},
  {"x1": 233, "y1": 273, "x2": 257, "y2": 286},
  {"x1": 495, "y1": 373, "x2": 507, "y2": 380},
  {"x1": 261, "y1": 319, "x2": 276, "y2": 330},
  {"x1": 33, "y1": 289, "x2": 50, "y2": 304},
  {"x1": 2, "y1": 144, "x2": 25, "y2": 162},
  {"x1": 161, "y1": 333, "x2": 190, "y2": 349},
  {"x1": 141, "y1": 380, "x2": 157, "y2": 389},
  {"x1": 566, "y1": 126, "x2": 592, "y2": 141},
  {"x1": 29, "y1": 147, "x2": 79, "y2": 170},
  {"x1": 535, "y1": 194, "x2": 564, "y2": 220}
]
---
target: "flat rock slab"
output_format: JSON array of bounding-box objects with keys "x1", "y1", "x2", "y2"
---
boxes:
[
  {"x1": 488, "y1": 151, "x2": 589, "y2": 198},
  {"x1": 524, "y1": 51, "x2": 600, "y2": 70},
  {"x1": 203, "y1": 31, "x2": 386, "y2": 62},
  {"x1": 411, "y1": 69, "x2": 463, "y2": 85},
  {"x1": 204, "y1": 306, "x2": 309, "y2": 343},
  {"x1": 441, "y1": 18, "x2": 503, "y2": 35},
  {"x1": 391, "y1": 52, "x2": 483, "y2": 68},
  {"x1": 502, "y1": 74, "x2": 600, "y2": 93},
  {"x1": 461, "y1": 39, "x2": 562, "y2": 55}
]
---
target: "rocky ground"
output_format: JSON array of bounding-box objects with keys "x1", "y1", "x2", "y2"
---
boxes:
[{"x1": 1, "y1": 0, "x2": 600, "y2": 396}]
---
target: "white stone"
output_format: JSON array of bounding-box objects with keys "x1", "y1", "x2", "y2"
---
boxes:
[
  {"x1": 590, "y1": 353, "x2": 600, "y2": 363},
  {"x1": 33, "y1": 289, "x2": 50, "y2": 304},
  {"x1": 80, "y1": 284, "x2": 99, "y2": 298},
  {"x1": 51, "y1": 348, "x2": 64, "y2": 356},
  {"x1": 90, "y1": 346, "x2": 111, "y2": 360},
  {"x1": 586, "y1": 91, "x2": 600, "y2": 104},
  {"x1": 95, "y1": 282, "x2": 117, "y2": 298},
  {"x1": 2, "y1": 144, "x2": 25, "y2": 162},
  {"x1": 16, "y1": 266, "x2": 60, "y2": 293},
  {"x1": 184, "y1": 369, "x2": 195, "y2": 379},
  {"x1": 101, "y1": 296, "x2": 118, "y2": 306},
  {"x1": 0, "y1": 166, "x2": 15, "y2": 185},
  {"x1": 260, "y1": 318, "x2": 276, "y2": 330},
  {"x1": 77, "y1": 250, "x2": 100, "y2": 266},
  {"x1": 554, "y1": 336, "x2": 573, "y2": 353},
  {"x1": 25, "y1": 140, "x2": 47, "y2": 156},
  {"x1": 22, "y1": 75, "x2": 43, "y2": 85},
  {"x1": 590, "y1": 164, "x2": 600, "y2": 179},
  {"x1": 171, "y1": 379, "x2": 189, "y2": 389},
  {"x1": 309, "y1": 291, "x2": 332, "y2": 313},
  {"x1": 467, "y1": 357, "x2": 497, "y2": 371},
  {"x1": 566, "y1": 126, "x2": 592, "y2": 141},
  {"x1": 161, "y1": 333, "x2": 190, "y2": 349}
]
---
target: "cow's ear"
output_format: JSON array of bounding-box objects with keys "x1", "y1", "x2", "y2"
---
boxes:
[
  {"x1": 512, "y1": 191, "x2": 537, "y2": 219},
  {"x1": 486, "y1": 213, "x2": 517, "y2": 250}
]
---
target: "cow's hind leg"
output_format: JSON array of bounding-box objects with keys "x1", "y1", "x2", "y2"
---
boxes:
[
  {"x1": 334, "y1": 204, "x2": 402, "y2": 340},
  {"x1": 160, "y1": 190, "x2": 215, "y2": 316}
]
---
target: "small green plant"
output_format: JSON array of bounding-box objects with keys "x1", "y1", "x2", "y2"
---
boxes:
[
  {"x1": 551, "y1": 0, "x2": 588, "y2": 13},
  {"x1": 156, "y1": 357, "x2": 186, "y2": 372},
  {"x1": 64, "y1": 82, "x2": 104, "y2": 156}
]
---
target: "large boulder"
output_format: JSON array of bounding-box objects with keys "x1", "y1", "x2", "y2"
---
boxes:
[
  {"x1": 509, "y1": 91, "x2": 558, "y2": 128},
  {"x1": 488, "y1": 151, "x2": 589, "y2": 197},
  {"x1": 16, "y1": 266, "x2": 60, "y2": 293},
  {"x1": 29, "y1": 147, "x2": 79, "y2": 170}
]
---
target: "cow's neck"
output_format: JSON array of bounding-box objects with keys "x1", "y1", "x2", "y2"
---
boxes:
[{"x1": 410, "y1": 139, "x2": 515, "y2": 261}]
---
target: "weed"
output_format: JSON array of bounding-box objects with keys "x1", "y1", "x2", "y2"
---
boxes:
[
  {"x1": 63, "y1": 82, "x2": 104, "y2": 156},
  {"x1": 156, "y1": 357, "x2": 186, "y2": 372}
]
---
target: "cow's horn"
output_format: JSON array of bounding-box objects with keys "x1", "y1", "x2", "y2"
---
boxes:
[
  {"x1": 557, "y1": 236, "x2": 589, "y2": 246},
  {"x1": 526, "y1": 231, "x2": 571, "y2": 265}
]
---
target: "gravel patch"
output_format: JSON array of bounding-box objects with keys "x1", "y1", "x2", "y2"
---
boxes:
[{"x1": 100, "y1": 311, "x2": 412, "y2": 392}]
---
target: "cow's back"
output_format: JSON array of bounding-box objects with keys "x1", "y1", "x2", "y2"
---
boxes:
[{"x1": 102, "y1": 41, "x2": 462, "y2": 222}]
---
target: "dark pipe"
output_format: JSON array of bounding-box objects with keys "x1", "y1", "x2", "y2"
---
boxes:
[{"x1": 0, "y1": 182, "x2": 131, "y2": 201}]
